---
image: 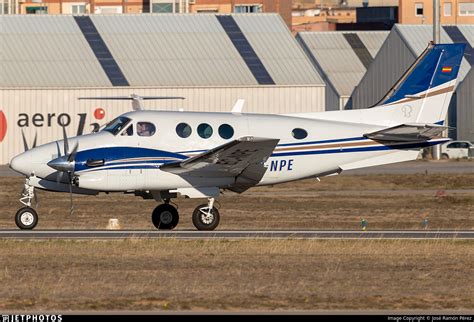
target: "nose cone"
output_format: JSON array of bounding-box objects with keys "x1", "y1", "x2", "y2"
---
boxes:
[
  {"x1": 10, "y1": 152, "x2": 33, "y2": 176},
  {"x1": 47, "y1": 156, "x2": 75, "y2": 173}
]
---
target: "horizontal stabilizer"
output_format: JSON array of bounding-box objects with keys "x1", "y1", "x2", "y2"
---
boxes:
[{"x1": 363, "y1": 123, "x2": 450, "y2": 142}]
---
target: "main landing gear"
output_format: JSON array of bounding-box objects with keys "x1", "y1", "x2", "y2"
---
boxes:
[
  {"x1": 192, "y1": 198, "x2": 220, "y2": 231},
  {"x1": 151, "y1": 203, "x2": 180, "y2": 230},
  {"x1": 151, "y1": 198, "x2": 220, "y2": 231},
  {"x1": 15, "y1": 177, "x2": 39, "y2": 230}
]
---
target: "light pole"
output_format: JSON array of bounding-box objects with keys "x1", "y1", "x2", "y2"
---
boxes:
[{"x1": 433, "y1": 0, "x2": 440, "y2": 44}]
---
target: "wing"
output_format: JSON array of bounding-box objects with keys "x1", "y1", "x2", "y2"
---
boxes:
[
  {"x1": 363, "y1": 123, "x2": 450, "y2": 142},
  {"x1": 160, "y1": 136, "x2": 280, "y2": 192}
]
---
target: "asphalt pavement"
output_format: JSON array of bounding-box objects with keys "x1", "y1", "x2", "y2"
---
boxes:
[{"x1": 0, "y1": 230, "x2": 472, "y2": 240}]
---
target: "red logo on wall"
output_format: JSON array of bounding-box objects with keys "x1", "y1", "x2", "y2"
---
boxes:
[
  {"x1": 94, "y1": 108, "x2": 105, "y2": 120},
  {"x1": 0, "y1": 111, "x2": 7, "y2": 143}
]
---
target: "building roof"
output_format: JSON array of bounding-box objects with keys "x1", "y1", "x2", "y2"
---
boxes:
[
  {"x1": 296, "y1": 31, "x2": 388, "y2": 97},
  {"x1": 0, "y1": 14, "x2": 323, "y2": 88}
]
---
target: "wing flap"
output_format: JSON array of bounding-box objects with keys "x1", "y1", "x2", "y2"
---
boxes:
[{"x1": 363, "y1": 123, "x2": 450, "y2": 142}]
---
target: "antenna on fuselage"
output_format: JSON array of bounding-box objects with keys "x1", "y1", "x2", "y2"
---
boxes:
[
  {"x1": 78, "y1": 94, "x2": 185, "y2": 111},
  {"x1": 231, "y1": 99, "x2": 245, "y2": 114}
]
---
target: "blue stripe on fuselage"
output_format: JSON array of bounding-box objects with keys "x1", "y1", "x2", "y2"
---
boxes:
[
  {"x1": 75, "y1": 147, "x2": 187, "y2": 172},
  {"x1": 73, "y1": 139, "x2": 448, "y2": 173},
  {"x1": 271, "y1": 140, "x2": 447, "y2": 157}
]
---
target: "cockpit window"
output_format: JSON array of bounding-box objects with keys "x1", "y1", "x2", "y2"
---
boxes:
[
  {"x1": 137, "y1": 122, "x2": 156, "y2": 137},
  {"x1": 122, "y1": 124, "x2": 133, "y2": 136},
  {"x1": 102, "y1": 117, "x2": 131, "y2": 136}
]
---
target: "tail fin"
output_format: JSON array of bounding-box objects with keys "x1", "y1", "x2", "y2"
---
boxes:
[{"x1": 376, "y1": 42, "x2": 465, "y2": 124}]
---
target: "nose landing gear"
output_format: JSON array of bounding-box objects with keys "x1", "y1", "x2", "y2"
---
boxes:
[
  {"x1": 15, "y1": 177, "x2": 38, "y2": 230},
  {"x1": 15, "y1": 207, "x2": 38, "y2": 230}
]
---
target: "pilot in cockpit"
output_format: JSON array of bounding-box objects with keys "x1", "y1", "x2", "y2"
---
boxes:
[{"x1": 137, "y1": 122, "x2": 155, "y2": 137}]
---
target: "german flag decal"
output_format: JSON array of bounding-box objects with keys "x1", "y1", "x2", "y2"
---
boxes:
[{"x1": 442, "y1": 66, "x2": 453, "y2": 73}]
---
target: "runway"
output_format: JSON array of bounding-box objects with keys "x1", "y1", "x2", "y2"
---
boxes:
[{"x1": 0, "y1": 230, "x2": 473, "y2": 240}]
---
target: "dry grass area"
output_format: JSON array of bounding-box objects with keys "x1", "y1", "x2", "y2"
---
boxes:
[
  {"x1": 0, "y1": 173, "x2": 473, "y2": 230},
  {"x1": 0, "y1": 239, "x2": 472, "y2": 311}
]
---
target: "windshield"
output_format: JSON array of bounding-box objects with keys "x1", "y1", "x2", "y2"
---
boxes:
[{"x1": 101, "y1": 116, "x2": 131, "y2": 136}]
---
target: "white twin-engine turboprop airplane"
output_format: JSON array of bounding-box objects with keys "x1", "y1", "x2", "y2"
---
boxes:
[{"x1": 9, "y1": 43, "x2": 465, "y2": 231}]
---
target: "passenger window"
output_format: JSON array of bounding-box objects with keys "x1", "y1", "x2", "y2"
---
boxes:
[
  {"x1": 218, "y1": 124, "x2": 234, "y2": 139},
  {"x1": 121, "y1": 124, "x2": 133, "y2": 136},
  {"x1": 292, "y1": 128, "x2": 308, "y2": 140},
  {"x1": 176, "y1": 123, "x2": 192, "y2": 138},
  {"x1": 198, "y1": 123, "x2": 213, "y2": 139},
  {"x1": 137, "y1": 122, "x2": 156, "y2": 137}
]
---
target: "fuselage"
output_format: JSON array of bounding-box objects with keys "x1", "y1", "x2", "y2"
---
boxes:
[{"x1": 10, "y1": 110, "x2": 444, "y2": 194}]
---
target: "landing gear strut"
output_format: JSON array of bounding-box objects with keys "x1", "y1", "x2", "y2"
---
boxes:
[
  {"x1": 151, "y1": 203, "x2": 179, "y2": 230},
  {"x1": 192, "y1": 198, "x2": 220, "y2": 231},
  {"x1": 15, "y1": 177, "x2": 38, "y2": 230}
]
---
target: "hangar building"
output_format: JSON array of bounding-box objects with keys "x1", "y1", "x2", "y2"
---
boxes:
[
  {"x1": 296, "y1": 31, "x2": 388, "y2": 111},
  {"x1": 0, "y1": 13, "x2": 325, "y2": 164}
]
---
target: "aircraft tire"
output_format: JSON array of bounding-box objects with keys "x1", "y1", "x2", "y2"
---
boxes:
[
  {"x1": 192, "y1": 205, "x2": 220, "y2": 231},
  {"x1": 15, "y1": 207, "x2": 38, "y2": 230},
  {"x1": 152, "y1": 204, "x2": 179, "y2": 230}
]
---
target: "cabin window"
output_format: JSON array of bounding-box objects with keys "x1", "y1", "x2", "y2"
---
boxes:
[
  {"x1": 218, "y1": 124, "x2": 234, "y2": 139},
  {"x1": 197, "y1": 123, "x2": 213, "y2": 139},
  {"x1": 176, "y1": 123, "x2": 192, "y2": 138},
  {"x1": 292, "y1": 128, "x2": 308, "y2": 140},
  {"x1": 137, "y1": 122, "x2": 156, "y2": 137}
]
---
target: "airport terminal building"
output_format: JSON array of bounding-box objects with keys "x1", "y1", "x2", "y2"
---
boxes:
[{"x1": 0, "y1": 13, "x2": 325, "y2": 164}]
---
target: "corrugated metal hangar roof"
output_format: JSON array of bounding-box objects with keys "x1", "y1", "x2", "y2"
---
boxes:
[
  {"x1": 0, "y1": 14, "x2": 323, "y2": 88},
  {"x1": 296, "y1": 31, "x2": 388, "y2": 97}
]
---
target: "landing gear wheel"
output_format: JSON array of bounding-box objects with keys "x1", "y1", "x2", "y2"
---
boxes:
[
  {"x1": 152, "y1": 204, "x2": 179, "y2": 230},
  {"x1": 192, "y1": 205, "x2": 220, "y2": 231},
  {"x1": 15, "y1": 207, "x2": 38, "y2": 230}
]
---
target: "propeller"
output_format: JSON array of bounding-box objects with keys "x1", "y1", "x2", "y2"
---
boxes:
[
  {"x1": 21, "y1": 130, "x2": 37, "y2": 152},
  {"x1": 47, "y1": 126, "x2": 78, "y2": 215}
]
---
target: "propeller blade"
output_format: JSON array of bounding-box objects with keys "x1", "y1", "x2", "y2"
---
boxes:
[
  {"x1": 67, "y1": 172, "x2": 74, "y2": 215},
  {"x1": 32, "y1": 132, "x2": 37, "y2": 149},
  {"x1": 68, "y1": 143, "x2": 79, "y2": 163},
  {"x1": 21, "y1": 129, "x2": 29, "y2": 152},
  {"x1": 56, "y1": 171, "x2": 64, "y2": 184},
  {"x1": 62, "y1": 126, "x2": 69, "y2": 156},
  {"x1": 55, "y1": 141, "x2": 61, "y2": 159}
]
